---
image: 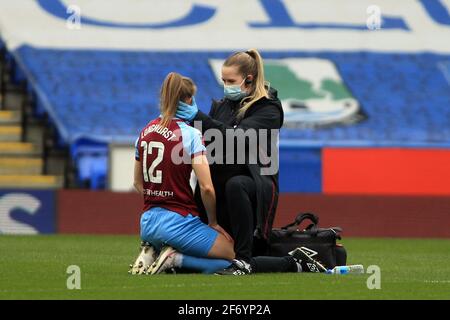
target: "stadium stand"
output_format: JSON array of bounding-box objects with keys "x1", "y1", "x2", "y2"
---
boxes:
[
  {"x1": 13, "y1": 47, "x2": 450, "y2": 147},
  {"x1": 7, "y1": 47, "x2": 450, "y2": 191},
  {"x1": 0, "y1": 38, "x2": 63, "y2": 189},
  {"x1": 0, "y1": 1, "x2": 449, "y2": 192}
]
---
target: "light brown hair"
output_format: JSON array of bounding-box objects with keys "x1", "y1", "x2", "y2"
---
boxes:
[
  {"x1": 223, "y1": 48, "x2": 268, "y2": 119},
  {"x1": 160, "y1": 72, "x2": 196, "y2": 127}
]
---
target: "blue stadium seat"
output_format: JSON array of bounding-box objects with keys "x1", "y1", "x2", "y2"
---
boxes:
[
  {"x1": 70, "y1": 139, "x2": 108, "y2": 188},
  {"x1": 77, "y1": 154, "x2": 107, "y2": 189}
]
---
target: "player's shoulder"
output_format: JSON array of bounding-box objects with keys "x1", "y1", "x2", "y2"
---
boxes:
[{"x1": 176, "y1": 120, "x2": 202, "y2": 138}]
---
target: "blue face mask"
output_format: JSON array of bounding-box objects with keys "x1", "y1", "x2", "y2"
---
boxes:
[
  {"x1": 176, "y1": 96, "x2": 198, "y2": 122},
  {"x1": 224, "y1": 78, "x2": 247, "y2": 101},
  {"x1": 178, "y1": 97, "x2": 197, "y2": 110}
]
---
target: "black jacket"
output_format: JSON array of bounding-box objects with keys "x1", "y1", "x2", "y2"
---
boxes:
[{"x1": 193, "y1": 88, "x2": 284, "y2": 240}]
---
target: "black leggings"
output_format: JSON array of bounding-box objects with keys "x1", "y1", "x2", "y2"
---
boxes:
[
  {"x1": 202, "y1": 175, "x2": 299, "y2": 273},
  {"x1": 222, "y1": 175, "x2": 257, "y2": 261}
]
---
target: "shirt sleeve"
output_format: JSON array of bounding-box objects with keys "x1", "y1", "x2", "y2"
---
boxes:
[
  {"x1": 134, "y1": 137, "x2": 140, "y2": 161},
  {"x1": 189, "y1": 127, "x2": 206, "y2": 159}
]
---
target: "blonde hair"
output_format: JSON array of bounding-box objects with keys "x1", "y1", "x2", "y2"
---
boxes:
[
  {"x1": 159, "y1": 72, "x2": 196, "y2": 127},
  {"x1": 223, "y1": 48, "x2": 268, "y2": 120}
]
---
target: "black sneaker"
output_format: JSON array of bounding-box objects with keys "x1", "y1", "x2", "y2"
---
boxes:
[
  {"x1": 289, "y1": 247, "x2": 327, "y2": 273},
  {"x1": 215, "y1": 259, "x2": 252, "y2": 275}
]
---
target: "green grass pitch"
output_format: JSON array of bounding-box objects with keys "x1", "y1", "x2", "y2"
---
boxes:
[{"x1": 0, "y1": 235, "x2": 449, "y2": 300}]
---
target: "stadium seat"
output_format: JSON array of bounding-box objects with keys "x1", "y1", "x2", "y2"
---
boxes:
[{"x1": 70, "y1": 139, "x2": 108, "y2": 188}]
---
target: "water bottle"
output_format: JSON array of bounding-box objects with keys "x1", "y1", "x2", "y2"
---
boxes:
[{"x1": 326, "y1": 265, "x2": 364, "y2": 274}]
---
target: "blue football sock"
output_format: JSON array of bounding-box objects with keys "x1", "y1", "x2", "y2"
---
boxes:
[{"x1": 181, "y1": 254, "x2": 231, "y2": 274}]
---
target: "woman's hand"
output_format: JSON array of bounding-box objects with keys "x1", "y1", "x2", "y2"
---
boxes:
[
  {"x1": 176, "y1": 97, "x2": 198, "y2": 121},
  {"x1": 209, "y1": 223, "x2": 234, "y2": 243}
]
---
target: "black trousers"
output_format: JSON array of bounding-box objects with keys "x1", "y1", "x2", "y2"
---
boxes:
[
  {"x1": 219, "y1": 175, "x2": 257, "y2": 261},
  {"x1": 199, "y1": 175, "x2": 298, "y2": 272}
]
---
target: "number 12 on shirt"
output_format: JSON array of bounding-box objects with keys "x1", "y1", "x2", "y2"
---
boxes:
[{"x1": 141, "y1": 141, "x2": 164, "y2": 184}]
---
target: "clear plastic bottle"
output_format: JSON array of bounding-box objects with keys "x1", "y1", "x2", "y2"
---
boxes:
[{"x1": 326, "y1": 264, "x2": 364, "y2": 274}]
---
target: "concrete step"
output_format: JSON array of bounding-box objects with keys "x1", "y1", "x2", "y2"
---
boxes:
[
  {"x1": 0, "y1": 157, "x2": 42, "y2": 175},
  {"x1": 1, "y1": 91, "x2": 25, "y2": 111},
  {"x1": 0, "y1": 110, "x2": 20, "y2": 124},
  {"x1": 0, "y1": 175, "x2": 63, "y2": 189},
  {"x1": 0, "y1": 125, "x2": 22, "y2": 141},
  {"x1": 0, "y1": 142, "x2": 40, "y2": 156}
]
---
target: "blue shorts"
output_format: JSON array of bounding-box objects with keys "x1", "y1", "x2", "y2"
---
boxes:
[{"x1": 140, "y1": 207, "x2": 218, "y2": 257}]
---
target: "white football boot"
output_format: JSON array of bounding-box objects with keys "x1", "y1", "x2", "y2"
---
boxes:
[
  {"x1": 128, "y1": 241, "x2": 157, "y2": 275},
  {"x1": 147, "y1": 246, "x2": 179, "y2": 275}
]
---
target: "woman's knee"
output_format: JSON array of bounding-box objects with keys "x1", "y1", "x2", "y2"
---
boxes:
[{"x1": 225, "y1": 175, "x2": 253, "y2": 196}]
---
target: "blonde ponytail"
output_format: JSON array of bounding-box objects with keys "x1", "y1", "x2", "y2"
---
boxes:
[{"x1": 160, "y1": 72, "x2": 196, "y2": 127}]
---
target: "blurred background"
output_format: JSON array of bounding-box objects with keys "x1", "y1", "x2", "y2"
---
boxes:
[{"x1": 0, "y1": 0, "x2": 449, "y2": 237}]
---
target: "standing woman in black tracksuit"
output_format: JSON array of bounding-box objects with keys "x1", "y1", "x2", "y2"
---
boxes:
[{"x1": 176, "y1": 49, "x2": 284, "y2": 269}]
